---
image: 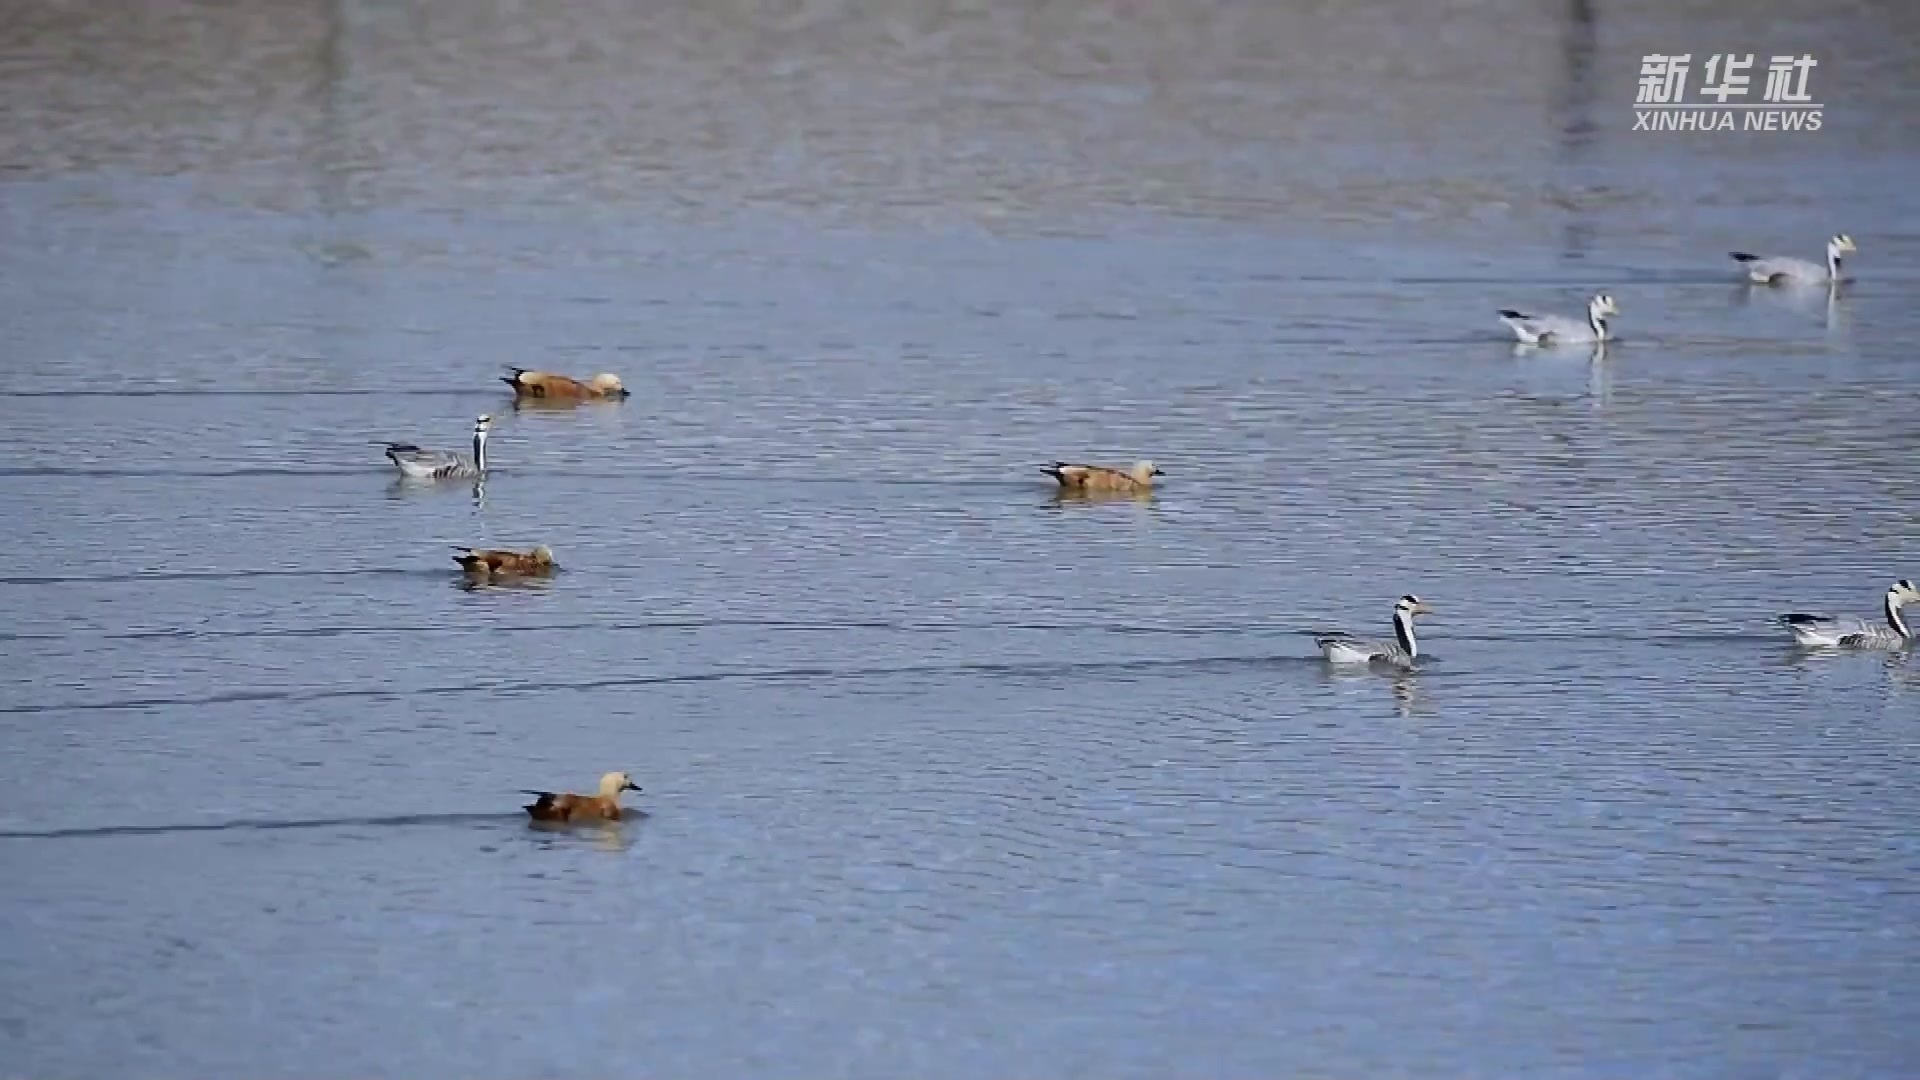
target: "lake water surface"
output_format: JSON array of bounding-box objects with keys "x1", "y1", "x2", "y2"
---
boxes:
[{"x1": 3, "y1": 0, "x2": 1919, "y2": 1077}]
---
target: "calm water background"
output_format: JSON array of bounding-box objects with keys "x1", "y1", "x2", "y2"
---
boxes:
[{"x1": 3, "y1": 0, "x2": 1919, "y2": 1076}]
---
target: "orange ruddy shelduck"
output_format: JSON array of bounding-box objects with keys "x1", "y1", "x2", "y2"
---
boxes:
[
  {"x1": 1041, "y1": 460, "x2": 1163, "y2": 493},
  {"x1": 500, "y1": 368, "x2": 630, "y2": 401},
  {"x1": 522, "y1": 772, "x2": 644, "y2": 822},
  {"x1": 452, "y1": 545, "x2": 557, "y2": 580}
]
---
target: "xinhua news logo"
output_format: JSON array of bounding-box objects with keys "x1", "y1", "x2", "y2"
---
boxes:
[{"x1": 1634, "y1": 54, "x2": 1822, "y2": 132}]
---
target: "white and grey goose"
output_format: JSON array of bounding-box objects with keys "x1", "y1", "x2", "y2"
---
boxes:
[
  {"x1": 1779, "y1": 579, "x2": 1920, "y2": 649},
  {"x1": 1731, "y1": 234, "x2": 1856, "y2": 286},
  {"x1": 1499, "y1": 293, "x2": 1619, "y2": 346},
  {"x1": 1316, "y1": 594, "x2": 1434, "y2": 668},
  {"x1": 385, "y1": 414, "x2": 491, "y2": 480}
]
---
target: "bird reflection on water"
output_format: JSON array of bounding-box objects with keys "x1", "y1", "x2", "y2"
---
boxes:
[
  {"x1": 1043, "y1": 489, "x2": 1159, "y2": 511},
  {"x1": 385, "y1": 477, "x2": 486, "y2": 508},
  {"x1": 1319, "y1": 661, "x2": 1429, "y2": 720},
  {"x1": 526, "y1": 819, "x2": 642, "y2": 852}
]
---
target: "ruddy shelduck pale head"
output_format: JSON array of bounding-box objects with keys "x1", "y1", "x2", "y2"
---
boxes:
[{"x1": 598, "y1": 771, "x2": 642, "y2": 797}]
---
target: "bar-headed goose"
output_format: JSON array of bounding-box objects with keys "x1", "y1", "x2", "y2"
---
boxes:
[
  {"x1": 1499, "y1": 293, "x2": 1619, "y2": 346},
  {"x1": 1780, "y1": 579, "x2": 1919, "y2": 649},
  {"x1": 1731, "y1": 234, "x2": 1855, "y2": 286},
  {"x1": 1315, "y1": 594, "x2": 1433, "y2": 668},
  {"x1": 385, "y1": 415, "x2": 491, "y2": 480}
]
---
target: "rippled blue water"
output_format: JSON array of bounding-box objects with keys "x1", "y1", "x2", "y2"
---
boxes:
[{"x1": 3, "y1": 0, "x2": 1919, "y2": 1076}]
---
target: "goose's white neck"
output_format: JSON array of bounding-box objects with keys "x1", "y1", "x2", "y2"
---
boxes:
[
  {"x1": 1888, "y1": 593, "x2": 1911, "y2": 639},
  {"x1": 1827, "y1": 246, "x2": 1844, "y2": 280},
  {"x1": 1393, "y1": 608, "x2": 1418, "y2": 658},
  {"x1": 1587, "y1": 302, "x2": 1611, "y2": 341},
  {"x1": 473, "y1": 428, "x2": 489, "y2": 471}
]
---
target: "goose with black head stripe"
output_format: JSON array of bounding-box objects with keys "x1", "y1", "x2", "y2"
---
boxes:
[
  {"x1": 1315, "y1": 594, "x2": 1434, "y2": 669},
  {"x1": 1731, "y1": 234, "x2": 1856, "y2": 286},
  {"x1": 1499, "y1": 293, "x2": 1619, "y2": 346},
  {"x1": 1779, "y1": 579, "x2": 1918, "y2": 649},
  {"x1": 385, "y1": 415, "x2": 491, "y2": 480}
]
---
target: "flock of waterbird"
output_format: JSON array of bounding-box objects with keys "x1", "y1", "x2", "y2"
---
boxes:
[
  {"x1": 378, "y1": 236, "x2": 1901, "y2": 823},
  {"x1": 382, "y1": 369, "x2": 639, "y2": 820},
  {"x1": 1498, "y1": 233, "x2": 1857, "y2": 347}
]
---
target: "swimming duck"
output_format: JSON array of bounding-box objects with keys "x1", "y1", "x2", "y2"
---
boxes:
[
  {"x1": 522, "y1": 771, "x2": 643, "y2": 822},
  {"x1": 501, "y1": 368, "x2": 630, "y2": 400},
  {"x1": 453, "y1": 545, "x2": 557, "y2": 579},
  {"x1": 1041, "y1": 460, "x2": 1163, "y2": 493}
]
